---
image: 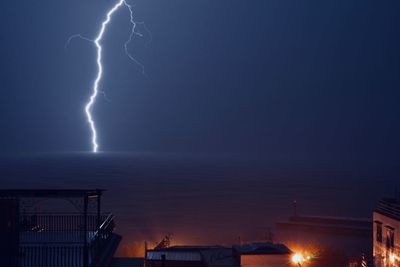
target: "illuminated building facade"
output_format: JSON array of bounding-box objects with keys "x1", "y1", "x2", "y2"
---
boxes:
[
  {"x1": 144, "y1": 243, "x2": 293, "y2": 267},
  {"x1": 373, "y1": 198, "x2": 400, "y2": 267},
  {"x1": 234, "y1": 243, "x2": 292, "y2": 267},
  {"x1": 145, "y1": 246, "x2": 237, "y2": 267}
]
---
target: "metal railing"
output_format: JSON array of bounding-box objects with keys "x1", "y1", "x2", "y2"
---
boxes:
[
  {"x1": 19, "y1": 213, "x2": 107, "y2": 232},
  {"x1": 17, "y1": 213, "x2": 115, "y2": 267},
  {"x1": 19, "y1": 245, "x2": 85, "y2": 267}
]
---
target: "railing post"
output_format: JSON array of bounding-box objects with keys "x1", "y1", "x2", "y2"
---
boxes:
[
  {"x1": 161, "y1": 254, "x2": 166, "y2": 267},
  {"x1": 83, "y1": 194, "x2": 89, "y2": 267},
  {"x1": 97, "y1": 190, "x2": 101, "y2": 231},
  {"x1": 96, "y1": 191, "x2": 102, "y2": 265},
  {"x1": 15, "y1": 197, "x2": 20, "y2": 267}
]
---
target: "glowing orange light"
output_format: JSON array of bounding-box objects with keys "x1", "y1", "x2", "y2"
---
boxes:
[{"x1": 292, "y1": 253, "x2": 304, "y2": 265}]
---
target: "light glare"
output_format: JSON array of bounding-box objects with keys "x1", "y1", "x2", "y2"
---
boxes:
[
  {"x1": 389, "y1": 253, "x2": 396, "y2": 264},
  {"x1": 292, "y1": 253, "x2": 304, "y2": 264}
]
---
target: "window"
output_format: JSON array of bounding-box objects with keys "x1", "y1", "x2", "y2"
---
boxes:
[
  {"x1": 375, "y1": 221, "x2": 382, "y2": 243},
  {"x1": 385, "y1": 226, "x2": 395, "y2": 248}
]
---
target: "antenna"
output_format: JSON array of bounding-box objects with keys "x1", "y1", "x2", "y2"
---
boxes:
[{"x1": 293, "y1": 200, "x2": 298, "y2": 217}]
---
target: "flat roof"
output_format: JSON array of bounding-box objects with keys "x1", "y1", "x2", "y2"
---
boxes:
[
  {"x1": 375, "y1": 198, "x2": 400, "y2": 221},
  {"x1": 161, "y1": 246, "x2": 229, "y2": 251},
  {"x1": 234, "y1": 243, "x2": 292, "y2": 255},
  {"x1": 0, "y1": 189, "x2": 104, "y2": 198},
  {"x1": 111, "y1": 258, "x2": 144, "y2": 267},
  {"x1": 147, "y1": 251, "x2": 202, "y2": 261}
]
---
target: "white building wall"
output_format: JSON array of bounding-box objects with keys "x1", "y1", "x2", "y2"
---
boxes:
[
  {"x1": 240, "y1": 254, "x2": 291, "y2": 267},
  {"x1": 373, "y1": 211, "x2": 400, "y2": 267}
]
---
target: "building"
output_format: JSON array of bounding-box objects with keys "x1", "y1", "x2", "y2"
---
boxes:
[
  {"x1": 234, "y1": 243, "x2": 292, "y2": 267},
  {"x1": 373, "y1": 197, "x2": 400, "y2": 267},
  {"x1": 145, "y1": 246, "x2": 237, "y2": 267},
  {"x1": 0, "y1": 189, "x2": 121, "y2": 267},
  {"x1": 145, "y1": 243, "x2": 292, "y2": 267}
]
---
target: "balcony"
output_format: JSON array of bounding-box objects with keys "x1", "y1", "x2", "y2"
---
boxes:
[{"x1": 0, "y1": 189, "x2": 121, "y2": 267}]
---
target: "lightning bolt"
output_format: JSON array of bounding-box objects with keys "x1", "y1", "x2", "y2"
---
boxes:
[{"x1": 67, "y1": 0, "x2": 148, "y2": 153}]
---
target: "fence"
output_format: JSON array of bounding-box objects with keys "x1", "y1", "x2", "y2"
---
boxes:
[{"x1": 17, "y1": 213, "x2": 115, "y2": 267}]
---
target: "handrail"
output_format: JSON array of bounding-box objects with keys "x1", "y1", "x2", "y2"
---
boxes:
[
  {"x1": 100, "y1": 213, "x2": 114, "y2": 229},
  {"x1": 94, "y1": 213, "x2": 114, "y2": 236}
]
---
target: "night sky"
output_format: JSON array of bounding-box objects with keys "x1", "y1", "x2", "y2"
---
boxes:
[{"x1": 1, "y1": 0, "x2": 400, "y2": 162}]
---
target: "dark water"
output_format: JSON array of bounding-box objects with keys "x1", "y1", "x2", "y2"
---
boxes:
[{"x1": 0, "y1": 152, "x2": 398, "y2": 256}]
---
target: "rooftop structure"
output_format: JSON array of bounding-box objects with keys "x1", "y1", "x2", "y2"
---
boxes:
[
  {"x1": 233, "y1": 242, "x2": 292, "y2": 255},
  {"x1": 376, "y1": 197, "x2": 400, "y2": 220}
]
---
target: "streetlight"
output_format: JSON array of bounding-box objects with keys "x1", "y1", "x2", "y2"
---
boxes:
[{"x1": 292, "y1": 253, "x2": 304, "y2": 267}]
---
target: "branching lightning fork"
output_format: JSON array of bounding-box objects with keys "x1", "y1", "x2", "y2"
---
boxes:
[{"x1": 67, "y1": 0, "x2": 147, "y2": 153}]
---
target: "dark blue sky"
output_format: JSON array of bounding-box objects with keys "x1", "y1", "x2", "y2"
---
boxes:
[{"x1": 0, "y1": 0, "x2": 400, "y2": 161}]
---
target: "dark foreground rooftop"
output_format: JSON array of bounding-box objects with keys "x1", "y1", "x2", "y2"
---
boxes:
[
  {"x1": 111, "y1": 258, "x2": 144, "y2": 267},
  {"x1": 0, "y1": 189, "x2": 104, "y2": 198},
  {"x1": 234, "y1": 242, "x2": 292, "y2": 255}
]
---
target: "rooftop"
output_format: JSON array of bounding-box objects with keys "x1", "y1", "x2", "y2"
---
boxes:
[
  {"x1": 0, "y1": 189, "x2": 104, "y2": 198},
  {"x1": 146, "y1": 245, "x2": 237, "y2": 266},
  {"x1": 111, "y1": 258, "x2": 144, "y2": 267},
  {"x1": 375, "y1": 197, "x2": 400, "y2": 221},
  {"x1": 163, "y1": 245, "x2": 229, "y2": 251},
  {"x1": 234, "y1": 242, "x2": 292, "y2": 255},
  {"x1": 147, "y1": 251, "x2": 202, "y2": 262}
]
